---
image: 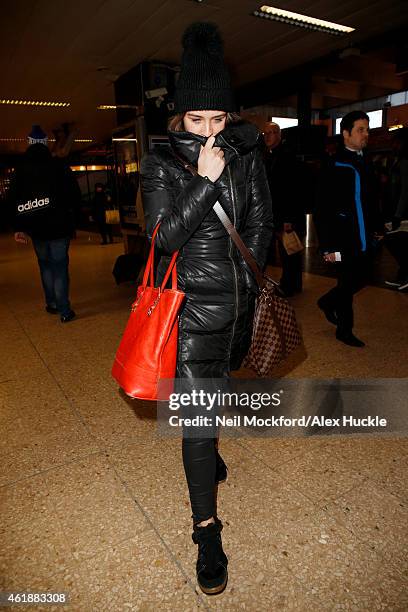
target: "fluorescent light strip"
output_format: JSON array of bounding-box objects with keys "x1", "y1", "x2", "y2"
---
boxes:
[
  {"x1": 0, "y1": 99, "x2": 70, "y2": 107},
  {"x1": 71, "y1": 165, "x2": 108, "y2": 171},
  {"x1": 49, "y1": 138, "x2": 93, "y2": 143},
  {"x1": 0, "y1": 137, "x2": 92, "y2": 142},
  {"x1": 388, "y1": 124, "x2": 404, "y2": 131},
  {"x1": 97, "y1": 104, "x2": 140, "y2": 110},
  {"x1": 112, "y1": 137, "x2": 138, "y2": 142},
  {"x1": 253, "y1": 5, "x2": 355, "y2": 35}
]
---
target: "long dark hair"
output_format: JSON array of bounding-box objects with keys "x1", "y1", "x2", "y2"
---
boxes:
[{"x1": 168, "y1": 111, "x2": 241, "y2": 132}]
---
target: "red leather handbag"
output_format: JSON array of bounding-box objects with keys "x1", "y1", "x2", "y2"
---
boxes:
[{"x1": 112, "y1": 224, "x2": 185, "y2": 400}]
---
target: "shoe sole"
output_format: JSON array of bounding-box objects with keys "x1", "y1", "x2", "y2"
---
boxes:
[
  {"x1": 384, "y1": 281, "x2": 401, "y2": 287},
  {"x1": 398, "y1": 283, "x2": 408, "y2": 291},
  {"x1": 198, "y1": 571, "x2": 228, "y2": 595},
  {"x1": 61, "y1": 315, "x2": 76, "y2": 323},
  {"x1": 336, "y1": 337, "x2": 365, "y2": 348}
]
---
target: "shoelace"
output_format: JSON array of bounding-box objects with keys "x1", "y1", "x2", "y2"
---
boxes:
[
  {"x1": 197, "y1": 534, "x2": 222, "y2": 574},
  {"x1": 193, "y1": 524, "x2": 224, "y2": 574}
]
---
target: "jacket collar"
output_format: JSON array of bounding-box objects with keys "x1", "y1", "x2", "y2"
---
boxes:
[
  {"x1": 168, "y1": 120, "x2": 261, "y2": 167},
  {"x1": 336, "y1": 146, "x2": 365, "y2": 165}
]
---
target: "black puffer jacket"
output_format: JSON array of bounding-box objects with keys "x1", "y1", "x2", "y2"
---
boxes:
[{"x1": 140, "y1": 121, "x2": 273, "y2": 378}]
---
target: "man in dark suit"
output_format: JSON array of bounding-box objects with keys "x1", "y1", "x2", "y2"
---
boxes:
[{"x1": 314, "y1": 111, "x2": 384, "y2": 347}]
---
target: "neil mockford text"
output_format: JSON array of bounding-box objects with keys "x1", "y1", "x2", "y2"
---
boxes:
[{"x1": 168, "y1": 414, "x2": 387, "y2": 428}]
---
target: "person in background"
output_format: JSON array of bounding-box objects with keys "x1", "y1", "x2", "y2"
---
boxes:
[
  {"x1": 263, "y1": 121, "x2": 305, "y2": 296},
  {"x1": 384, "y1": 221, "x2": 408, "y2": 291},
  {"x1": 389, "y1": 128, "x2": 408, "y2": 231},
  {"x1": 140, "y1": 22, "x2": 272, "y2": 595},
  {"x1": 9, "y1": 125, "x2": 80, "y2": 323},
  {"x1": 91, "y1": 183, "x2": 113, "y2": 245},
  {"x1": 314, "y1": 111, "x2": 384, "y2": 347},
  {"x1": 382, "y1": 130, "x2": 408, "y2": 290}
]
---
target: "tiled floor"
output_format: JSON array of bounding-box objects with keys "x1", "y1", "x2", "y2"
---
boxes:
[{"x1": 1, "y1": 232, "x2": 407, "y2": 611}]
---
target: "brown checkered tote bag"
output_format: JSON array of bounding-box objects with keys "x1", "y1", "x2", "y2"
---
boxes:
[
  {"x1": 213, "y1": 202, "x2": 302, "y2": 376},
  {"x1": 243, "y1": 274, "x2": 302, "y2": 375}
]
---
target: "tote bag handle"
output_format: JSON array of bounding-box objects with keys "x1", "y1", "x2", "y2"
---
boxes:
[{"x1": 141, "y1": 223, "x2": 179, "y2": 291}]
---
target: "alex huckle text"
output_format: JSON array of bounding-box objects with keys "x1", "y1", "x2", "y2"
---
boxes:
[{"x1": 168, "y1": 415, "x2": 387, "y2": 428}]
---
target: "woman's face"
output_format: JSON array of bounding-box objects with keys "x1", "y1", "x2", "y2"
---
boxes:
[{"x1": 183, "y1": 110, "x2": 227, "y2": 137}]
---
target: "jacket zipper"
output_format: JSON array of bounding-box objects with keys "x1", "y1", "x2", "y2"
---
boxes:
[
  {"x1": 227, "y1": 164, "x2": 239, "y2": 369},
  {"x1": 218, "y1": 134, "x2": 239, "y2": 158}
]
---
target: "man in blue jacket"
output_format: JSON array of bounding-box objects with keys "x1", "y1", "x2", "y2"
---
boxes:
[
  {"x1": 314, "y1": 111, "x2": 384, "y2": 347},
  {"x1": 9, "y1": 126, "x2": 81, "y2": 322}
]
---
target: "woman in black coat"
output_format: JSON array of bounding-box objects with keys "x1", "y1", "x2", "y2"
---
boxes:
[{"x1": 140, "y1": 23, "x2": 273, "y2": 595}]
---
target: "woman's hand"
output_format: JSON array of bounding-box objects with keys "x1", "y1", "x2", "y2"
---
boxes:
[{"x1": 197, "y1": 135, "x2": 225, "y2": 183}]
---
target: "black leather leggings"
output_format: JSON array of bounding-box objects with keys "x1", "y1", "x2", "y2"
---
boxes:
[{"x1": 182, "y1": 437, "x2": 217, "y2": 524}]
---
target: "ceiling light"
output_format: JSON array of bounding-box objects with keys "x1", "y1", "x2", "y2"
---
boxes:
[
  {"x1": 0, "y1": 98, "x2": 70, "y2": 107},
  {"x1": 112, "y1": 137, "x2": 138, "y2": 142},
  {"x1": 97, "y1": 104, "x2": 141, "y2": 110},
  {"x1": 388, "y1": 124, "x2": 404, "y2": 131},
  {"x1": 70, "y1": 164, "x2": 108, "y2": 172},
  {"x1": 253, "y1": 5, "x2": 355, "y2": 35},
  {"x1": 0, "y1": 137, "x2": 93, "y2": 143}
]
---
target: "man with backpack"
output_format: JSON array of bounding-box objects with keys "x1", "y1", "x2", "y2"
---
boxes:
[{"x1": 9, "y1": 125, "x2": 81, "y2": 322}]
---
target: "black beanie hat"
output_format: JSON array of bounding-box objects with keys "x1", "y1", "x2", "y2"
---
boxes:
[{"x1": 174, "y1": 22, "x2": 235, "y2": 113}]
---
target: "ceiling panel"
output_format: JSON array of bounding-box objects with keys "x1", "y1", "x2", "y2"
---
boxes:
[{"x1": 1, "y1": 0, "x2": 408, "y2": 153}]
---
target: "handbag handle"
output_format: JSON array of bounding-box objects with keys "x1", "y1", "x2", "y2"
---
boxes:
[
  {"x1": 142, "y1": 222, "x2": 179, "y2": 290},
  {"x1": 173, "y1": 153, "x2": 266, "y2": 289}
]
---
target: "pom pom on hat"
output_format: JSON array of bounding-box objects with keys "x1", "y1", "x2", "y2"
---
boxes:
[{"x1": 181, "y1": 22, "x2": 223, "y2": 56}]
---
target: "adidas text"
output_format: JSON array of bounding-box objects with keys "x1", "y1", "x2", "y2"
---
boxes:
[{"x1": 18, "y1": 197, "x2": 50, "y2": 213}]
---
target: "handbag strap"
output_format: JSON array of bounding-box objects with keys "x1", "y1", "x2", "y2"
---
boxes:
[
  {"x1": 160, "y1": 252, "x2": 178, "y2": 291},
  {"x1": 142, "y1": 223, "x2": 179, "y2": 290},
  {"x1": 173, "y1": 152, "x2": 265, "y2": 289},
  {"x1": 212, "y1": 201, "x2": 265, "y2": 289}
]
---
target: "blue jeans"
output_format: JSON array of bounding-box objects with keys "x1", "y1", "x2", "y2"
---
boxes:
[{"x1": 32, "y1": 237, "x2": 71, "y2": 316}]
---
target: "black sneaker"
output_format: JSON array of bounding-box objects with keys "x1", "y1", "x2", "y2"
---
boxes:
[
  {"x1": 335, "y1": 331, "x2": 365, "y2": 347},
  {"x1": 192, "y1": 519, "x2": 228, "y2": 595},
  {"x1": 317, "y1": 299, "x2": 338, "y2": 325},
  {"x1": 45, "y1": 305, "x2": 58, "y2": 314},
  {"x1": 61, "y1": 310, "x2": 76, "y2": 323}
]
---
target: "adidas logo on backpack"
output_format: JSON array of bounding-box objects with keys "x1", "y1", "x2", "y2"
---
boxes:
[{"x1": 18, "y1": 197, "x2": 50, "y2": 213}]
